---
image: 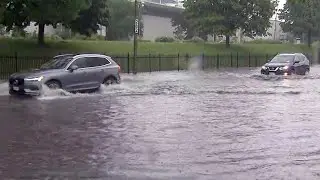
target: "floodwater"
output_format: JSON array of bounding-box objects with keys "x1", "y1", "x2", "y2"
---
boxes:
[{"x1": 1, "y1": 66, "x2": 320, "y2": 180}]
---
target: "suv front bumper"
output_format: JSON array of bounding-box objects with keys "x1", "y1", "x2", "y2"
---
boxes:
[
  {"x1": 9, "y1": 80, "x2": 43, "y2": 96},
  {"x1": 261, "y1": 69, "x2": 292, "y2": 75}
]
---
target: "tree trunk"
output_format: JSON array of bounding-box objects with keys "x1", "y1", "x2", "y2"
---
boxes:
[
  {"x1": 38, "y1": 23, "x2": 45, "y2": 45},
  {"x1": 307, "y1": 29, "x2": 312, "y2": 47},
  {"x1": 226, "y1": 35, "x2": 230, "y2": 48}
]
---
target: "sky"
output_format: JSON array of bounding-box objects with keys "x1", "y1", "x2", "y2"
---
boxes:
[
  {"x1": 272, "y1": 0, "x2": 286, "y2": 20},
  {"x1": 278, "y1": 0, "x2": 286, "y2": 9}
]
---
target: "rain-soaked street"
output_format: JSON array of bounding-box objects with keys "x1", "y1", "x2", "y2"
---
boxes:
[{"x1": 2, "y1": 66, "x2": 320, "y2": 180}]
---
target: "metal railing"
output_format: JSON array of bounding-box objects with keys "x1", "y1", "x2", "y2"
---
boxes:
[{"x1": 0, "y1": 52, "x2": 313, "y2": 79}]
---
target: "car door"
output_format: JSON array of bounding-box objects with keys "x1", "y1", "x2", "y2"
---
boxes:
[
  {"x1": 83, "y1": 57, "x2": 111, "y2": 89},
  {"x1": 64, "y1": 57, "x2": 90, "y2": 91},
  {"x1": 293, "y1": 55, "x2": 303, "y2": 73}
]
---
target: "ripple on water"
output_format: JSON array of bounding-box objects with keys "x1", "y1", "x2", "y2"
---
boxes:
[{"x1": 2, "y1": 69, "x2": 320, "y2": 179}]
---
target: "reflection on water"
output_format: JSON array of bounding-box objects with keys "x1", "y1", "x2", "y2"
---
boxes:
[{"x1": 1, "y1": 67, "x2": 320, "y2": 179}]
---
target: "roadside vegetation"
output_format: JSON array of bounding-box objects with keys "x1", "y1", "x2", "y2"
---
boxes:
[{"x1": 0, "y1": 38, "x2": 312, "y2": 57}]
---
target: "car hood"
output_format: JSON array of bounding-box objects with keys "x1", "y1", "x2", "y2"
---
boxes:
[
  {"x1": 265, "y1": 62, "x2": 291, "y2": 67},
  {"x1": 10, "y1": 69, "x2": 62, "y2": 79}
]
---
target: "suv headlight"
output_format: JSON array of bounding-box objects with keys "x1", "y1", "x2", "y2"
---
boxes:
[
  {"x1": 25, "y1": 76, "x2": 44, "y2": 82},
  {"x1": 280, "y1": 66, "x2": 289, "y2": 70},
  {"x1": 262, "y1": 66, "x2": 267, "y2": 69}
]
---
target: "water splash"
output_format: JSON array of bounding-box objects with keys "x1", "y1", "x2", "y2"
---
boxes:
[
  {"x1": 0, "y1": 82, "x2": 8, "y2": 96},
  {"x1": 188, "y1": 55, "x2": 203, "y2": 71}
]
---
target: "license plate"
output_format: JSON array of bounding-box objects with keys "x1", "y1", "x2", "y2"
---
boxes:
[{"x1": 12, "y1": 86, "x2": 19, "y2": 91}]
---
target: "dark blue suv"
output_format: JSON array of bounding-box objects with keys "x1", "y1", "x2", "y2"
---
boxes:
[{"x1": 261, "y1": 53, "x2": 310, "y2": 75}]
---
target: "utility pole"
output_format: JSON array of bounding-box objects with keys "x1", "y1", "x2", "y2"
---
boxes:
[
  {"x1": 133, "y1": 0, "x2": 139, "y2": 74},
  {"x1": 274, "y1": 8, "x2": 278, "y2": 41}
]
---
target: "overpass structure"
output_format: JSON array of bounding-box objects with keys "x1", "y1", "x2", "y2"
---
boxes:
[
  {"x1": 139, "y1": 0, "x2": 184, "y2": 40},
  {"x1": 20, "y1": 0, "x2": 286, "y2": 42}
]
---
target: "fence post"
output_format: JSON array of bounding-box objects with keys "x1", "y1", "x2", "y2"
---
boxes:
[
  {"x1": 186, "y1": 53, "x2": 189, "y2": 70},
  {"x1": 127, "y1": 53, "x2": 130, "y2": 73},
  {"x1": 149, "y1": 53, "x2": 151, "y2": 73},
  {"x1": 177, "y1": 53, "x2": 180, "y2": 71},
  {"x1": 202, "y1": 53, "x2": 205, "y2": 70},
  {"x1": 248, "y1": 52, "x2": 251, "y2": 67},
  {"x1": 217, "y1": 53, "x2": 220, "y2": 69},
  {"x1": 255, "y1": 55, "x2": 258, "y2": 67},
  {"x1": 158, "y1": 53, "x2": 161, "y2": 71},
  {"x1": 236, "y1": 52, "x2": 239, "y2": 68},
  {"x1": 230, "y1": 53, "x2": 233, "y2": 68},
  {"x1": 14, "y1": 52, "x2": 18, "y2": 72}
]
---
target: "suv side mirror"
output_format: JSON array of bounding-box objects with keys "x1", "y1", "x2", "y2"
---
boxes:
[{"x1": 69, "y1": 65, "x2": 78, "y2": 72}]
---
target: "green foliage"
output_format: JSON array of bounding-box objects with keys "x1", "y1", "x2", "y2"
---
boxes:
[
  {"x1": 0, "y1": 25, "x2": 6, "y2": 36},
  {"x1": 11, "y1": 27, "x2": 26, "y2": 38},
  {"x1": 1, "y1": 0, "x2": 90, "y2": 44},
  {"x1": 183, "y1": 36, "x2": 205, "y2": 43},
  {"x1": 183, "y1": 0, "x2": 277, "y2": 47},
  {"x1": 106, "y1": 0, "x2": 143, "y2": 40},
  {"x1": 278, "y1": 0, "x2": 320, "y2": 47},
  {"x1": 155, "y1": 36, "x2": 175, "y2": 42},
  {"x1": 68, "y1": 0, "x2": 109, "y2": 37}
]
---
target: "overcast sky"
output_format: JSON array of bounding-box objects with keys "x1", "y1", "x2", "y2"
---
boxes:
[
  {"x1": 272, "y1": 0, "x2": 286, "y2": 20},
  {"x1": 278, "y1": 0, "x2": 286, "y2": 9}
]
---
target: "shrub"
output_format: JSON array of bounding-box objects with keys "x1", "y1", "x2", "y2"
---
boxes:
[
  {"x1": 71, "y1": 33, "x2": 87, "y2": 40},
  {"x1": 86, "y1": 34, "x2": 105, "y2": 41},
  {"x1": 246, "y1": 39, "x2": 283, "y2": 44},
  {"x1": 138, "y1": 39, "x2": 151, "y2": 42},
  {"x1": 155, "y1": 36, "x2": 175, "y2": 42},
  {"x1": 184, "y1": 36, "x2": 205, "y2": 43}
]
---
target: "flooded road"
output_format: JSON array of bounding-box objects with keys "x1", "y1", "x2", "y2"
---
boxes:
[{"x1": 1, "y1": 67, "x2": 320, "y2": 180}]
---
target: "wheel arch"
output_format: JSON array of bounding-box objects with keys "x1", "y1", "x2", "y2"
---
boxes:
[{"x1": 45, "y1": 79, "x2": 62, "y2": 88}]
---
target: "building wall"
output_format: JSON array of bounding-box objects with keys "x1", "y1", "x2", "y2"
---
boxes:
[
  {"x1": 142, "y1": 14, "x2": 175, "y2": 40},
  {"x1": 24, "y1": 22, "x2": 57, "y2": 36}
]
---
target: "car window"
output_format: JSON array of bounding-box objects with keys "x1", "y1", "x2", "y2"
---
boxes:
[
  {"x1": 86, "y1": 57, "x2": 111, "y2": 67},
  {"x1": 270, "y1": 55, "x2": 294, "y2": 63},
  {"x1": 69, "y1": 58, "x2": 88, "y2": 69},
  {"x1": 40, "y1": 57, "x2": 73, "y2": 70},
  {"x1": 297, "y1": 55, "x2": 305, "y2": 62}
]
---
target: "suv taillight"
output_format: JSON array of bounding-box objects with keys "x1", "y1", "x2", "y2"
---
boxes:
[{"x1": 118, "y1": 66, "x2": 121, "y2": 73}]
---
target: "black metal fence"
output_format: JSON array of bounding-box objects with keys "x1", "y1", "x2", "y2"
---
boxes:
[{"x1": 0, "y1": 52, "x2": 314, "y2": 79}]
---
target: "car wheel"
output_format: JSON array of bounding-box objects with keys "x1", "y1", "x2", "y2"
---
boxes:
[
  {"x1": 46, "y1": 80, "x2": 61, "y2": 89},
  {"x1": 103, "y1": 76, "x2": 117, "y2": 86},
  {"x1": 306, "y1": 68, "x2": 310, "y2": 75},
  {"x1": 9, "y1": 89, "x2": 17, "y2": 95}
]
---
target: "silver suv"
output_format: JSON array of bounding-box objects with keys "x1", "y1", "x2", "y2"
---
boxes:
[{"x1": 8, "y1": 53, "x2": 121, "y2": 96}]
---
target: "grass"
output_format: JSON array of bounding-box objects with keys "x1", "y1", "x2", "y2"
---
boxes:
[
  {"x1": 0, "y1": 38, "x2": 314, "y2": 79},
  {"x1": 0, "y1": 38, "x2": 312, "y2": 57}
]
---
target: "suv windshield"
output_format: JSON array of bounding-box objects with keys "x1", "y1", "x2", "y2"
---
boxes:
[
  {"x1": 270, "y1": 55, "x2": 294, "y2": 63},
  {"x1": 40, "y1": 57, "x2": 73, "y2": 70}
]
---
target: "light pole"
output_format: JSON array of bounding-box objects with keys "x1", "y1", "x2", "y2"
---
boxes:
[{"x1": 133, "y1": 0, "x2": 139, "y2": 74}]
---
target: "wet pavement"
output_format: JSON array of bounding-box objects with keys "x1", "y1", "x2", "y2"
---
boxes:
[{"x1": 1, "y1": 66, "x2": 320, "y2": 179}]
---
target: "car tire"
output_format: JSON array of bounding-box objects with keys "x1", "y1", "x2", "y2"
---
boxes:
[
  {"x1": 306, "y1": 68, "x2": 310, "y2": 75},
  {"x1": 45, "y1": 80, "x2": 61, "y2": 89},
  {"x1": 9, "y1": 89, "x2": 16, "y2": 95},
  {"x1": 103, "y1": 76, "x2": 117, "y2": 86}
]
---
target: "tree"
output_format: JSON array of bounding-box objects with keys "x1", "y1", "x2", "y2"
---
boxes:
[
  {"x1": 68, "y1": 0, "x2": 109, "y2": 37},
  {"x1": 279, "y1": 0, "x2": 320, "y2": 47},
  {"x1": 106, "y1": 0, "x2": 143, "y2": 40},
  {"x1": 171, "y1": 13, "x2": 209, "y2": 40},
  {"x1": 183, "y1": 0, "x2": 277, "y2": 47},
  {"x1": 1, "y1": 0, "x2": 89, "y2": 45},
  {"x1": 171, "y1": 13, "x2": 196, "y2": 40}
]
